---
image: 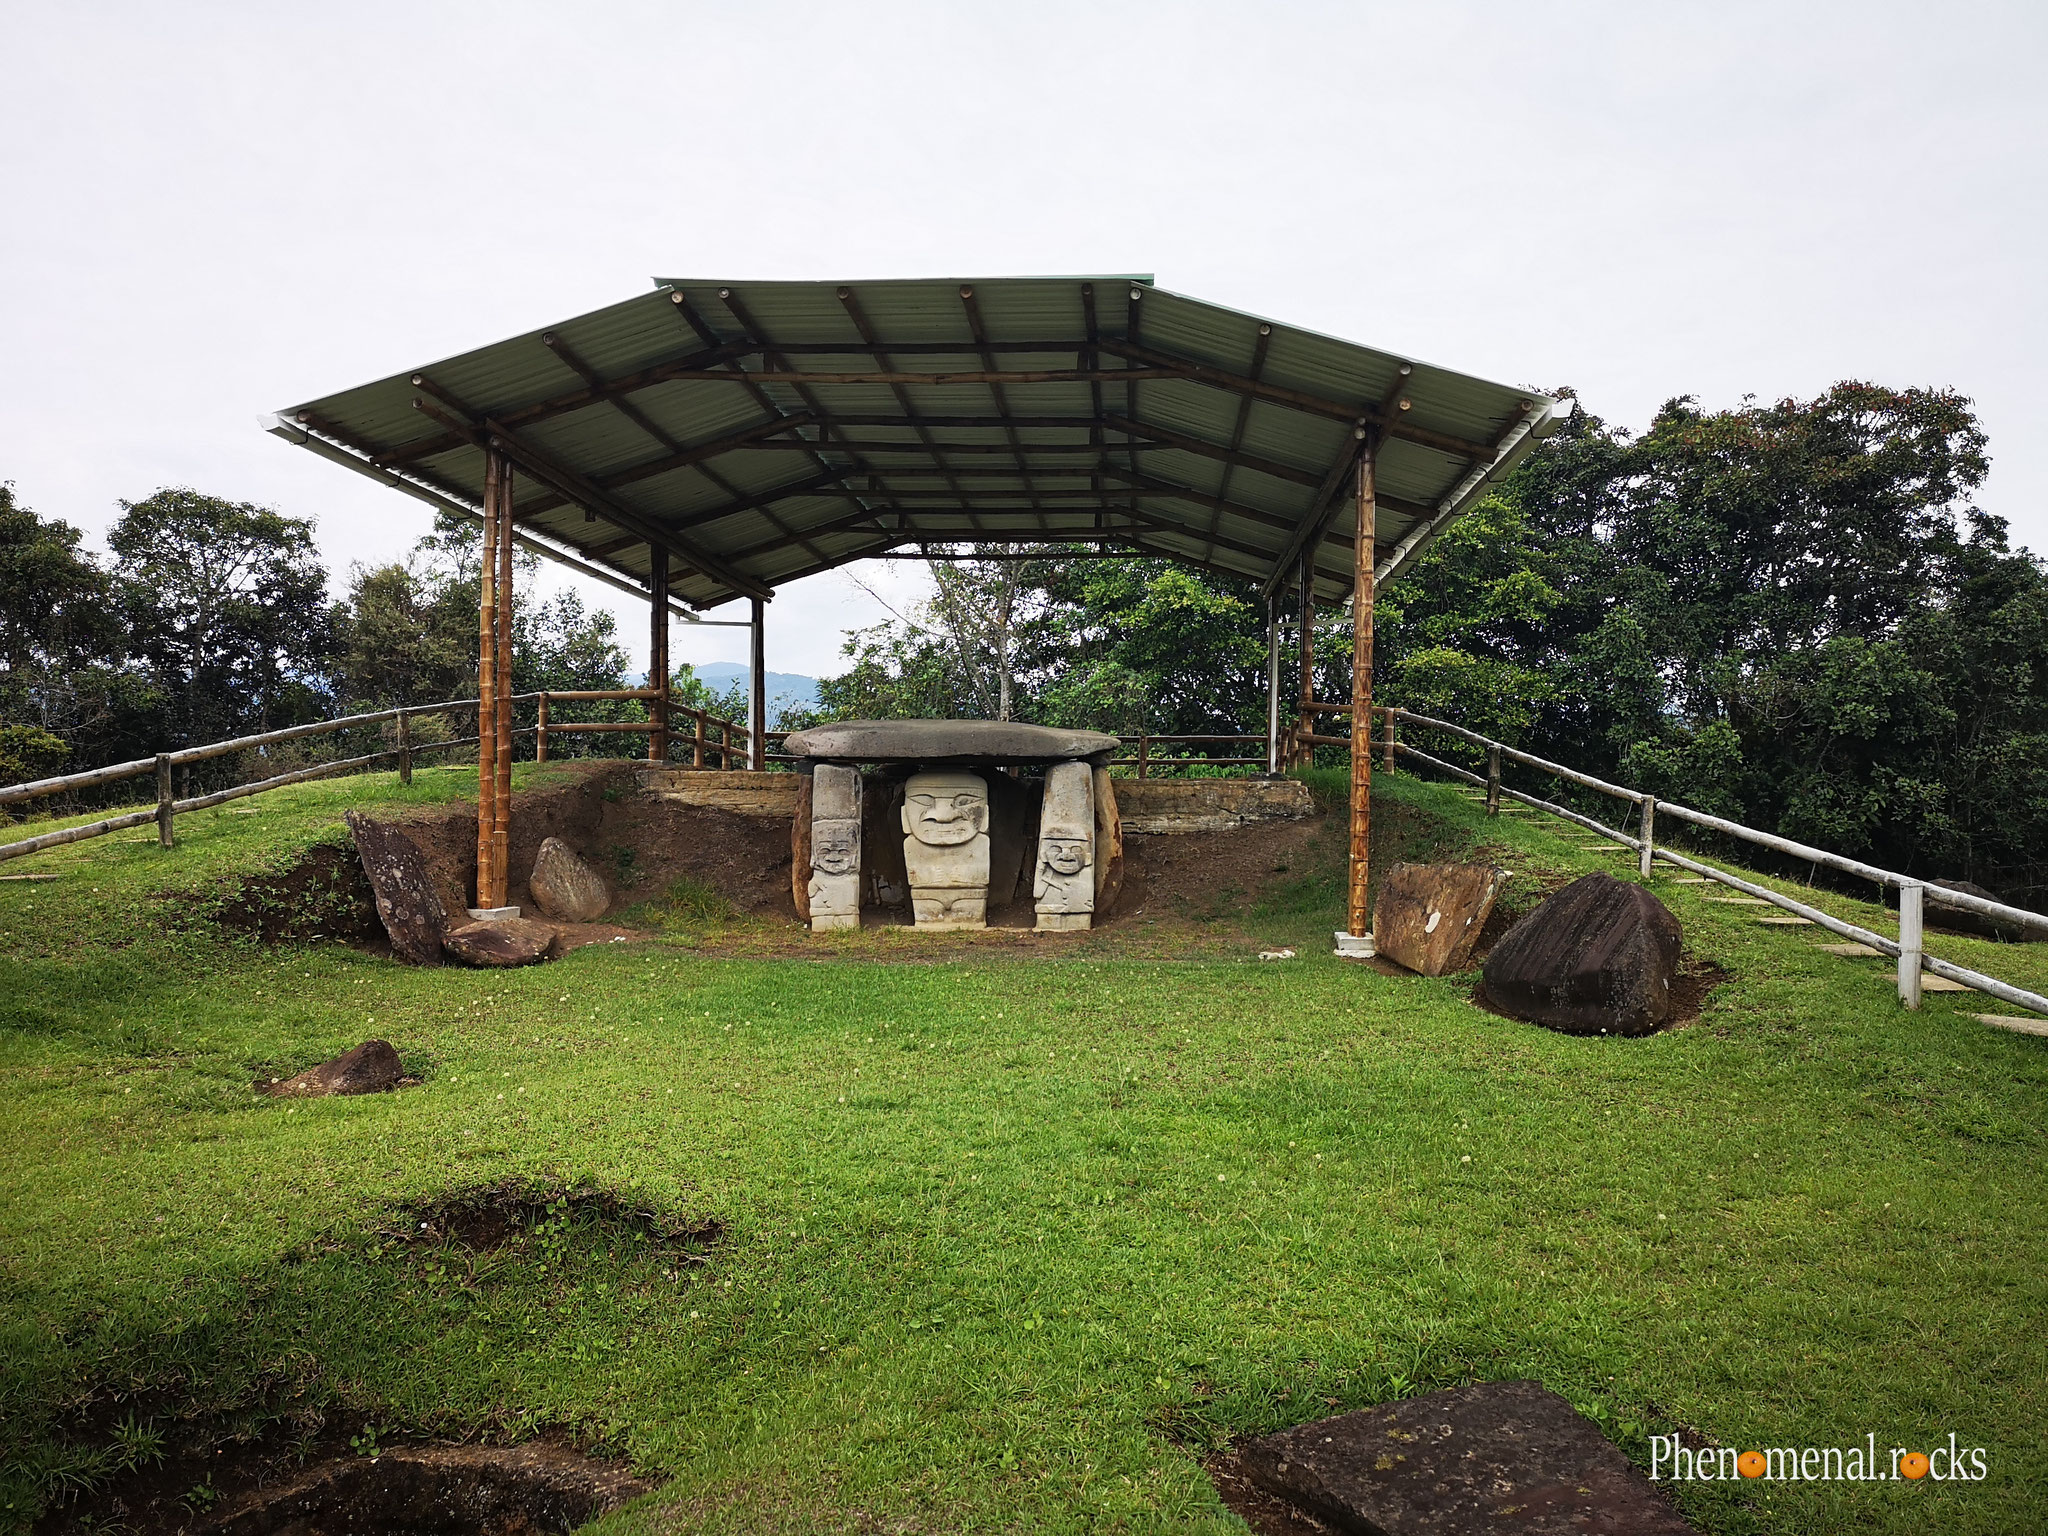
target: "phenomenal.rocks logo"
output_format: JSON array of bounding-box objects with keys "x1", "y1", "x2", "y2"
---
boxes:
[{"x1": 1650, "y1": 1434, "x2": 1988, "y2": 1482}]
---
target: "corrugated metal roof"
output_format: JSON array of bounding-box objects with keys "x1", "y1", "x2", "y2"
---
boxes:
[{"x1": 269, "y1": 276, "x2": 1563, "y2": 611}]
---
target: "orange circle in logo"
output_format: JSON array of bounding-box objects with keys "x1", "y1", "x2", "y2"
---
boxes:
[
  {"x1": 1899, "y1": 1452, "x2": 1930, "y2": 1480},
  {"x1": 1737, "y1": 1451, "x2": 1766, "y2": 1479}
]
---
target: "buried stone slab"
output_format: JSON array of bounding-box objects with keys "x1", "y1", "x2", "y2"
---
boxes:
[
  {"x1": 1928, "y1": 878, "x2": 2043, "y2": 943},
  {"x1": 1222, "y1": 1379, "x2": 1698, "y2": 1536},
  {"x1": 345, "y1": 812, "x2": 447, "y2": 965},
  {"x1": 1371, "y1": 861, "x2": 1505, "y2": 976},
  {"x1": 527, "y1": 836, "x2": 610, "y2": 923},
  {"x1": 442, "y1": 916, "x2": 557, "y2": 967},
  {"x1": 1481, "y1": 872, "x2": 1683, "y2": 1036},
  {"x1": 267, "y1": 1039, "x2": 402, "y2": 1098}
]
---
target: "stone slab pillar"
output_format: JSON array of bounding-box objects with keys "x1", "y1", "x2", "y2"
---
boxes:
[
  {"x1": 808, "y1": 763, "x2": 862, "y2": 931},
  {"x1": 1035, "y1": 760, "x2": 1096, "y2": 931},
  {"x1": 902, "y1": 770, "x2": 990, "y2": 928}
]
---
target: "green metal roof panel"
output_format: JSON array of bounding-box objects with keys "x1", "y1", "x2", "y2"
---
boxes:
[{"x1": 272, "y1": 275, "x2": 1561, "y2": 610}]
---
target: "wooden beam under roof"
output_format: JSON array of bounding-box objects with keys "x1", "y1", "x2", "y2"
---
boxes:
[
  {"x1": 408, "y1": 380, "x2": 772, "y2": 601},
  {"x1": 836, "y1": 284, "x2": 985, "y2": 535}
]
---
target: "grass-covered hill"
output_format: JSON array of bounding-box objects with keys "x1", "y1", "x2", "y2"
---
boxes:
[{"x1": 1, "y1": 766, "x2": 2044, "y2": 1533}]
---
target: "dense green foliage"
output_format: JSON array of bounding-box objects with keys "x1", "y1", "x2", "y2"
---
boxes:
[
  {"x1": 803, "y1": 384, "x2": 2048, "y2": 897},
  {"x1": 3, "y1": 769, "x2": 2046, "y2": 1534}
]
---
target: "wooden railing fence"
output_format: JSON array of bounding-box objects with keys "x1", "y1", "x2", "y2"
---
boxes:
[
  {"x1": 0, "y1": 689, "x2": 748, "y2": 865},
  {"x1": 1380, "y1": 706, "x2": 2048, "y2": 1018}
]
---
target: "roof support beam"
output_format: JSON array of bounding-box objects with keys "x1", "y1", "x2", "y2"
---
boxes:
[
  {"x1": 1094, "y1": 337, "x2": 1499, "y2": 460},
  {"x1": 408, "y1": 380, "x2": 772, "y2": 601},
  {"x1": 836, "y1": 285, "x2": 984, "y2": 533}
]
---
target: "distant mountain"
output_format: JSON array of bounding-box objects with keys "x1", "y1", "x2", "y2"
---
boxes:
[{"x1": 688, "y1": 663, "x2": 820, "y2": 715}]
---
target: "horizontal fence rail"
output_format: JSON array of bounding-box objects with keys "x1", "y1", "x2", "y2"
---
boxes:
[
  {"x1": 0, "y1": 689, "x2": 750, "y2": 866},
  {"x1": 1384, "y1": 706, "x2": 2048, "y2": 1019}
]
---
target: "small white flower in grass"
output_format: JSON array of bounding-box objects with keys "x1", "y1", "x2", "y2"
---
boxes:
[
  {"x1": 1460, "y1": 1155, "x2": 1471, "y2": 1163},
  {"x1": 1657, "y1": 1213, "x2": 1667, "y2": 1221},
  {"x1": 1217, "y1": 1174, "x2": 1226, "y2": 1182}
]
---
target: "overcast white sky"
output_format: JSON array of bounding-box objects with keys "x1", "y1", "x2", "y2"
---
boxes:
[{"x1": 3, "y1": 2, "x2": 2042, "y2": 679}]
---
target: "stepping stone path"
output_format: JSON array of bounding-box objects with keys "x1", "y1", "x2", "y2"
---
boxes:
[
  {"x1": 1975, "y1": 1013, "x2": 2048, "y2": 1037},
  {"x1": 1757, "y1": 915, "x2": 1815, "y2": 926},
  {"x1": 1921, "y1": 975, "x2": 1974, "y2": 993},
  {"x1": 1705, "y1": 896, "x2": 1770, "y2": 905},
  {"x1": 1816, "y1": 943, "x2": 1884, "y2": 957},
  {"x1": 1228, "y1": 1379, "x2": 1697, "y2": 1535}
]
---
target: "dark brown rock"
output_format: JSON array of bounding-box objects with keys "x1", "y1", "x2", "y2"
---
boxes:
[
  {"x1": 443, "y1": 916, "x2": 557, "y2": 967},
  {"x1": 1481, "y1": 872, "x2": 1682, "y2": 1035},
  {"x1": 345, "y1": 812, "x2": 447, "y2": 965},
  {"x1": 1373, "y1": 861, "x2": 1506, "y2": 976},
  {"x1": 790, "y1": 770, "x2": 814, "y2": 921},
  {"x1": 985, "y1": 768, "x2": 1037, "y2": 907},
  {"x1": 528, "y1": 836, "x2": 610, "y2": 922},
  {"x1": 1233, "y1": 1380, "x2": 1698, "y2": 1535},
  {"x1": 862, "y1": 771, "x2": 910, "y2": 907},
  {"x1": 1092, "y1": 766, "x2": 1124, "y2": 915},
  {"x1": 270, "y1": 1039, "x2": 402, "y2": 1097},
  {"x1": 1928, "y1": 878, "x2": 2042, "y2": 943}
]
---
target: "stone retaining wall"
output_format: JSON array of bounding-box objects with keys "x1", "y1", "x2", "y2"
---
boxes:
[
  {"x1": 636, "y1": 768, "x2": 802, "y2": 818},
  {"x1": 1114, "y1": 777, "x2": 1313, "y2": 833}
]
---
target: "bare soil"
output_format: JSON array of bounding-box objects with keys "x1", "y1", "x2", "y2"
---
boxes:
[{"x1": 387, "y1": 1180, "x2": 723, "y2": 1256}]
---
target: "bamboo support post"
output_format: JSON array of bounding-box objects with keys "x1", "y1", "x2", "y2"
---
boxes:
[
  {"x1": 1344, "y1": 446, "x2": 1377, "y2": 944},
  {"x1": 648, "y1": 557, "x2": 670, "y2": 763},
  {"x1": 475, "y1": 452, "x2": 501, "y2": 907},
  {"x1": 1486, "y1": 743, "x2": 1501, "y2": 816},
  {"x1": 1899, "y1": 883, "x2": 1924, "y2": 1009},
  {"x1": 1381, "y1": 707, "x2": 1396, "y2": 772},
  {"x1": 749, "y1": 595, "x2": 766, "y2": 772},
  {"x1": 1296, "y1": 554, "x2": 1315, "y2": 768},
  {"x1": 155, "y1": 754, "x2": 174, "y2": 848},
  {"x1": 397, "y1": 708, "x2": 413, "y2": 785},
  {"x1": 1638, "y1": 795, "x2": 1656, "y2": 879},
  {"x1": 1265, "y1": 596, "x2": 1282, "y2": 774},
  {"x1": 493, "y1": 451, "x2": 514, "y2": 906},
  {"x1": 535, "y1": 694, "x2": 550, "y2": 763}
]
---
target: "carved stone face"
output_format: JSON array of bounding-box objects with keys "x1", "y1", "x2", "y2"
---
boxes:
[
  {"x1": 1039, "y1": 824, "x2": 1091, "y2": 877},
  {"x1": 812, "y1": 819, "x2": 859, "y2": 877},
  {"x1": 902, "y1": 772, "x2": 989, "y2": 846}
]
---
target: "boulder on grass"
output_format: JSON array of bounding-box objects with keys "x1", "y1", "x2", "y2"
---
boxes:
[
  {"x1": 1481, "y1": 871, "x2": 1681, "y2": 1036},
  {"x1": 345, "y1": 812, "x2": 446, "y2": 965},
  {"x1": 1372, "y1": 861, "x2": 1505, "y2": 976},
  {"x1": 1929, "y1": 878, "x2": 2042, "y2": 944},
  {"x1": 271, "y1": 1039, "x2": 402, "y2": 1097},
  {"x1": 443, "y1": 917, "x2": 556, "y2": 967},
  {"x1": 528, "y1": 837, "x2": 610, "y2": 923},
  {"x1": 1233, "y1": 1379, "x2": 1698, "y2": 1535}
]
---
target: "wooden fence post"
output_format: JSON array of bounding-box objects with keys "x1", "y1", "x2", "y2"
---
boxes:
[
  {"x1": 1137, "y1": 735, "x2": 1150, "y2": 780},
  {"x1": 693, "y1": 709, "x2": 706, "y2": 769},
  {"x1": 1898, "y1": 883, "x2": 1924, "y2": 1009},
  {"x1": 155, "y1": 754, "x2": 175, "y2": 848},
  {"x1": 1381, "y1": 708, "x2": 1396, "y2": 772},
  {"x1": 1638, "y1": 795, "x2": 1656, "y2": 879},
  {"x1": 535, "y1": 694, "x2": 550, "y2": 763},
  {"x1": 397, "y1": 709, "x2": 413, "y2": 786},
  {"x1": 1485, "y1": 743, "x2": 1501, "y2": 816}
]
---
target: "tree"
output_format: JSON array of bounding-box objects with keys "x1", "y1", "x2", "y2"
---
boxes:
[
  {"x1": 110, "y1": 488, "x2": 334, "y2": 748},
  {"x1": 0, "y1": 482, "x2": 144, "y2": 773}
]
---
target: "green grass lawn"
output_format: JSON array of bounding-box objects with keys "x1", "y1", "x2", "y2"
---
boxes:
[{"x1": 2, "y1": 766, "x2": 2046, "y2": 1533}]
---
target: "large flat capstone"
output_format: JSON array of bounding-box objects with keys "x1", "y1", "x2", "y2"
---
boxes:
[
  {"x1": 1232, "y1": 1380, "x2": 1698, "y2": 1535},
  {"x1": 783, "y1": 719, "x2": 1120, "y2": 765}
]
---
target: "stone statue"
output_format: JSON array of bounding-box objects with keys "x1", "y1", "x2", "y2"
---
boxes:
[
  {"x1": 1034, "y1": 760, "x2": 1095, "y2": 931},
  {"x1": 808, "y1": 764, "x2": 862, "y2": 931},
  {"x1": 901, "y1": 769, "x2": 990, "y2": 928}
]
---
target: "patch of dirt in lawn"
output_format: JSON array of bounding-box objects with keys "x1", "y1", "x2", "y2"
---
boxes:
[
  {"x1": 36, "y1": 1421, "x2": 650, "y2": 1536},
  {"x1": 389, "y1": 1179, "x2": 723, "y2": 1257}
]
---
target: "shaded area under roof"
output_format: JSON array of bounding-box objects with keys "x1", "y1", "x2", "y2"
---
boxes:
[{"x1": 268, "y1": 276, "x2": 1564, "y2": 613}]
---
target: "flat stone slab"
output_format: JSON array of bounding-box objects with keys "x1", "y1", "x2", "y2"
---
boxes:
[
  {"x1": 1373, "y1": 861, "x2": 1505, "y2": 977},
  {"x1": 1756, "y1": 915, "x2": 1815, "y2": 926},
  {"x1": 1232, "y1": 1379, "x2": 1697, "y2": 1535},
  {"x1": 782, "y1": 718, "x2": 1120, "y2": 764},
  {"x1": 1920, "y1": 974, "x2": 1974, "y2": 992},
  {"x1": 1117, "y1": 777, "x2": 1312, "y2": 833},
  {"x1": 345, "y1": 812, "x2": 447, "y2": 965},
  {"x1": 637, "y1": 768, "x2": 802, "y2": 817},
  {"x1": 1816, "y1": 942, "x2": 1885, "y2": 957},
  {"x1": 1975, "y1": 1013, "x2": 2048, "y2": 1037},
  {"x1": 443, "y1": 917, "x2": 557, "y2": 967}
]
